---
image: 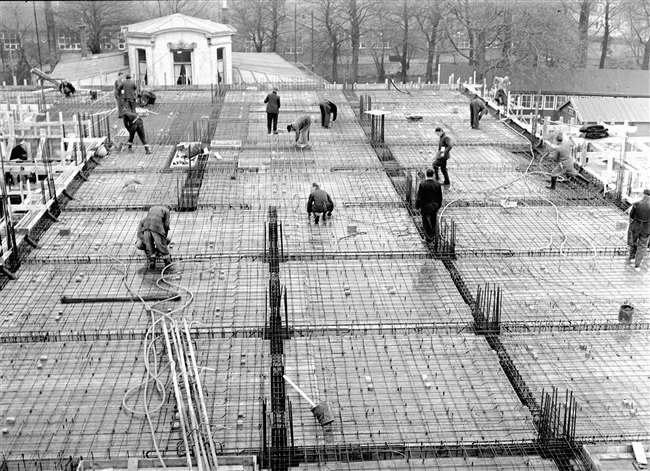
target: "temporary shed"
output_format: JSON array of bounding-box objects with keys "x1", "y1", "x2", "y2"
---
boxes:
[{"x1": 557, "y1": 97, "x2": 650, "y2": 137}]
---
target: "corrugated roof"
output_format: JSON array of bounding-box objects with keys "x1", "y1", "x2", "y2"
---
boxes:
[
  {"x1": 511, "y1": 68, "x2": 650, "y2": 97},
  {"x1": 231, "y1": 53, "x2": 323, "y2": 83},
  {"x1": 567, "y1": 96, "x2": 650, "y2": 123},
  {"x1": 125, "y1": 13, "x2": 235, "y2": 36},
  {"x1": 51, "y1": 52, "x2": 129, "y2": 87}
]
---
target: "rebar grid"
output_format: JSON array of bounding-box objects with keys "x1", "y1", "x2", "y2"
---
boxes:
[
  {"x1": 284, "y1": 334, "x2": 537, "y2": 447},
  {"x1": 94, "y1": 145, "x2": 176, "y2": 172},
  {"x1": 0, "y1": 337, "x2": 267, "y2": 461},
  {"x1": 390, "y1": 145, "x2": 526, "y2": 170},
  {"x1": 279, "y1": 259, "x2": 473, "y2": 327},
  {"x1": 500, "y1": 331, "x2": 650, "y2": 440},
  {"x1": 453, "y1": 257, "x2": 649, "y2": 324},
  {"x1": 445, "y1": 206, "x2": 628, "y2": 256},
  {"x1": 197, "y1": 170, "x2": 401, "y2": 208}
]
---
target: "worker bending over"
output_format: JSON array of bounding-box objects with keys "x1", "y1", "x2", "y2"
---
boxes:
[
  {"x1": 59, "y1": 80, "x2": 76, "y2": 97},
  {"x1": 136, "y1": 205, "x2": 173, "y2": 269},
  {"x1": 469, "y1": 95, "x2": 488, "y2": 129},
  {"x1": 123, "y1": 112, "x2": 152, "y2": 154},
  {"x1": 288, "y1": 115, "x2": 312, "y2": 148},
  {"x1": 319, "y1": 100, "x2": 337, "y2": 128},
  {"x1": 546, "y1": 133, "x2": 589, "y2": 189},
  {"x1": 628, "y1": 189, "x2": 650, "y2": 271},
  {"x1": 307, "y1": 183, "x2": 334, "y2": 224}
]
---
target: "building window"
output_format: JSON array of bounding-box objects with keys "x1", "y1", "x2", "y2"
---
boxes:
[
  {"x1": 286, "y1": 46, "x2": 303, "y2": 54},
  {"x1": 520, "y1": 94, "x2": 532, "y2": 109},
  {"x1": 58, "y1": 36, "x2": 80, "y2": 50},
  {"x1": 173, "y1": 49, "x2": 192, "y2": 85},
  {"x1": 1, "y1": 33, "x2": 20, "y2": 50},
  {"x1": 359, "y1": 40, "x2": 366, "y2": 49},
  {"x1": 544, "y1": 95, "x2": 555, "y2": 110},
  {"x1": 556, "y1": 95, "x2": 568, "y2": 107}
]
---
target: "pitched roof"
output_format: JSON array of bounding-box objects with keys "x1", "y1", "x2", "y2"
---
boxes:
[
  {"x1": 124, "y1": 13, "x2": 235, "y2": 36},
  {"x1": 51, "y1": 52, "x2": 129, "y2": 87},
  {"x1": 231, "y1": 53, "x2": 326, "y2": 84},
  {"x1": 563, "y1": 96, "x2": 650, "y2": 123},
  {"x1": 511, "y1": 68, "x2": 650, "y2": 97}
]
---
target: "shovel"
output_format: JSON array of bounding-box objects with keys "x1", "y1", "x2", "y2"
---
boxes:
[{"x1": 283, "y1": 375, "x2": 335, "y2": 426}]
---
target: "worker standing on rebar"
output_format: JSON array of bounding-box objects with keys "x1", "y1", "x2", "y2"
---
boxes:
[
  {"x1": 136, "y1": 205, "x2": 172, "y2": 269},
  {"x1": 123, "y1": 112, "x2": 152, "y2": 154},
  {"x1": 114, "y1": 72, "x2": 125, "y2": 118},
  {"x1": 469, "y1": 95, "x2": 488, "y2": 130},
  {"x1": 493, "y1": 75, "x2": 509, "y2": 107},
  {"x1": 319, "y1": 99, "x2": 337, "y2": 128},
  {"x1": 415, "y1": 168, "x2": 443, "y2": 245},
  {"x1": 628, "y1": 189, "x2": 650, "y2": 271},
  {"x1": 288, "y1": 115, "x2": 312, "y2": 148},
  {"x1": 546, "y1": 133, "x2": 589, "y2": 190},
  {"x1": 307, "y1": 183, "x2": 334, "y2": 224},
  {"x1": 119, "y1": 74, "x2": 137, "y2": 114},
  {"x1": 264, "y1": 86, "x2": 281, "y2": 135},
  {"x1": 433, "y1": 127, "x2": 452, "y2": 186}
]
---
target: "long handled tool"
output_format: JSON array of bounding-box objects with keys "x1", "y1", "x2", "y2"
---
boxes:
[{"x1": 283, "y1": 375, "x2": 335, "y2": 426}]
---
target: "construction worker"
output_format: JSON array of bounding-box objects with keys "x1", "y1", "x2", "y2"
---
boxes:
[
  {"x1": 287, "y1": 115, "x2": 312, "y2": 148},
  {"x1": 415, "y1": 168, "x2": 443, "y2": 245},
  {"x1": 123, "y1": 112, "x2": 152, "y2": 154},
  {"x1": 546, "y1": 133, "x2": 589, "y2": 190},
  {"x1": 469, "y1": 95, "x2": 488, "y2": 129},
  {"x1": 114, "y1": 72, "x2": 125, "y2": 118},
  {"x1": 307, "y1": 183, "x2": 334, "y2": 224},
  {"x1": 319, "y1": 99, "x2": 338, "y2": 128},
  {"x1": 59, "y1": 80, "x2": 76, "y2": 97},
  {"x1": 119, "y1": 74, "x2": 137, "y2": 113},
  {"x1": 9, "y1": 140, "x2": 28, "y2": 161},
  {"x1": 433, "y1": 127, "x2": 452, "y2": 186},
  {"x1": 264, "y1": 86, "x2": 281, "y2": 135},
  {"x1": 140, "y1": 89, "x2": 157, "y2": 106},
  {"x1": 628, "y1": 189, "x2": 650, "y2": 271},
  {"x1": 136, "y1": 205, "x2": 172, "y2": 269}
]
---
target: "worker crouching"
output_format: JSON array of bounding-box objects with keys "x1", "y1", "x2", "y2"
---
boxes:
[
  {"x1": 307, "y1": 183, "x2": 334, "y2": 224},
  {"x1": 137, "y1": 205, "x2": 173, "y2": 269}
]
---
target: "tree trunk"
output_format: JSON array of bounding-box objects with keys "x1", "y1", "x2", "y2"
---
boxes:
[
  {"x1": 578, "y1": 0, "x2": 590, "y2": 67},
  {"x1": 599, "y1": 1, "x2": 610, "y2": 68},
  {"x1": 350, "y1": 0, "x2": 359, "y2": 83},
  {"x1": 44, "y1": 1, "x2": 58, "y2": 71},
  {"x1": 332, "y1": 42, "x2": 339, "y2": 83},
  {"x1": 425, "y1": 12, "x2": 440, "y2": 84},
  {"x1": 270, "y1": 1, "x2": 279, "y2": 52},
  {"x1": 400, "y1": 0, "x2": 409, "y2": 83}
]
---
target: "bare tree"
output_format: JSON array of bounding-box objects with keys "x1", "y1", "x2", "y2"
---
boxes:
[
  {"x1": 577, "y1": 0, "x2": 591, "y2": 67},
  {"x1": 230, "y1": 0, "x2": 288, "y2": 53},
  {"x1": 346, "y1": 0, "x2": 380, "y2": 83},
  {"x1": 625, "y1": 0, "x2": 650, "y2": 69},
  {"x1": 311, "y1": 0, "x2": 347, "y2": 82},
  {"x1": 138, "y1": 0, "x2": 213, "y2": 17},
  {"x1": 414, "y1": 0, "x2": 443, "y2": 83},
  {"x1": 56, "y1": 1, "x2": 132, "y2": 54},
  {"x1": 0, "y1": 1, "x2": 37, "y2": 82}
]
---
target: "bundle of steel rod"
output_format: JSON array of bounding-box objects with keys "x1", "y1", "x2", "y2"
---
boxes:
[
  {"x1": 500, "y1": 331, "x2": 649, "y2": 440},
  {"x1": 279, "y1": 259, "x2": 472, "y2": 327},
  {"x1": 453, "y1": 257, "x2": 649, "y2": 324},
  {"x1": 445, "y1": 206, "x2": 628, "y2": 257},
  {"x1": 284, "y1": 334, "x2": 538, "y2": 447}
]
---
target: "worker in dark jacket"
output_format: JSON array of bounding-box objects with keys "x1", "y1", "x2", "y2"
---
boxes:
[
  {"x1": 288, "y1": 115, "x2": 312, "y2": 148},
  {"x1": 123, "y1": 112, "x2": 152, "y2": 154},
  {"x1": 319, "y1": 99, "x2": 338, "y2": 128},
  {"x1": 136, "y1": 205, "x2": 172, "y2": 269},
  {"x1": 628, "y1": 189, "x2": 650, "y2": 271},
  {"x1": 140, "y1": 89, "x2": 157, "y2": 106},
  {"x1": 9, "y1": 141, "x2": 28, "y2": 161},
  {"x1": 114, "y1": 72, "x2": 125, "y2": 118},
  {"x1": 415, "y1": 168, "x2": 443, "y2": 244},
  {"x1": 59, "y1": 80, "x2": 76, "y2": 97},
  {"x1": 469, "y1": 95, "x2": 488, "y2": 129},
  {"x1": 546, "y1": 133, "x2": 589, "y2": 189},
  {"x1": 119, "y1": 74, "x2": 138, "y2": 113},
  {"x1": 264, "y1": 87, "x2": 281, "y2": 135},
  {"x1": 433, "y1": 127, "x2": 452, "y2": 185},
  {"x1": 307, "y1": 183, "x2": 334, "y2": 224}
]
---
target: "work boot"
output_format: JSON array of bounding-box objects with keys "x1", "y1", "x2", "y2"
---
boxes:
[
  {"x1": 547, "y1": 176, "x2": 557, "y2": 190},
  {"x1": 148, "y1": 258, "x2": 156, "y2": 269},
  {"x1": 163, "y1": 256, "x2": 172, "y2": 269},
  {"x1": 145, "y1": 146, "x2": 152, "y2": 155},
  {"x1": 314, "y1": 215, "x2": 320, "y2": 224}
]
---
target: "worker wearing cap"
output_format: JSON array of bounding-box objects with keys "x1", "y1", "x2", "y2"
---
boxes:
[
  {"x1": 546, "y1": 133, "x2": 590, "y2": 189},
  {"x1": 628, "y1": 189, "x2": 650, "y2": 271},
  {"x1": 319, "y1": 99, "x2": 338, "y2": 128},
  {"x1": 288, "y1": 115, "x2": 312, "y2": 148},
  {"x1": 264, "y1": 87, "x2": 281, "y2": 135},
  {"x1": 136, "y1": 205, "x2": 172, "y2": 269},
  {"x1": 119, "y1": 74, "x2": 137, "y2": 113},
  {"x1": 123, "y1": 112, "x2": 152, "y2": 154},
  {"x1": 307, "y1": 183, "x2": 334, "y2": 224},
  {"x1": 114, "y1": 72, "x2": 125, "y2": 118}
]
